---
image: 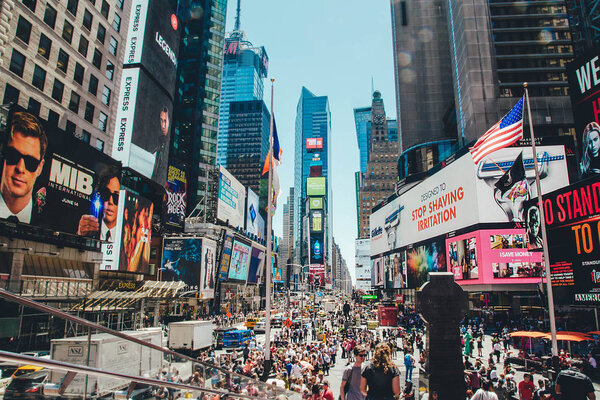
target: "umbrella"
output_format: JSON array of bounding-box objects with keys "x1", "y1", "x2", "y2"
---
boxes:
[
  {"x1": 299, "y1": 361, "x2": 313, "y2": 370},
  {"x1": 542, "y1": 332, "x2": 593, "y2": 342},
  {"x1": 509, "y1": 331, "x2": 546, "y2": 338},
  {"x1": 588, "y1": 331, "x2": 600, "y2": 335}
]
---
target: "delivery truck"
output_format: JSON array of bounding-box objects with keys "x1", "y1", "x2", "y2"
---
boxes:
[
  {"x1": 168, "y1": 320, "x2": 214, "y2": 353},
  {"x1": 49, "y1": 329, "x2": 163, "y2": 398}
]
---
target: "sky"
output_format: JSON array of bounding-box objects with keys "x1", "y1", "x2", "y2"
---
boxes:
[{"x1": 224, "y1": 0, "x2": 397, "y2": 282}]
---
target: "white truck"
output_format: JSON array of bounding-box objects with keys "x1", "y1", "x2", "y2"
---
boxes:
[
  {"x1": 49, "y1": 329, "x2": 163, "y2": 398},
  {"x1": 321, "y1": 301, "x2": 337, "y2": 313},
  {"x1": 168, "y1": 320, "x2": 214, "y2": 353}
]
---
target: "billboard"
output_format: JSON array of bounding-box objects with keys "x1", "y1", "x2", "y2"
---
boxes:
[
  {"x1": 406, "y1": 238, "x2": 446, "y2": 288},
  {"x1": 310, "y1": 210, "x2": 323, "y2": 232},
  {"x1": 524, "y1": 176, "x2": 600, "y2": 304},
  {"x1": 307, "y1": 177, "x2": 326, "y2": 196},
  {"x1": 383, "y1": 251, "x2": 407, "y2": 289},
  {"x1": 111, "y1": 67, "x2": 173, "y2": 185},
  {"x1": 309, "y1": 197, "x2": 323, "y2": 210},
  {"x1": 306, "y1": 137, "x2": 323, "y2": 150},
  {"x1": 217, "y1": 166, "x2": 245, "y2": 229},
  {"x1": 218, "y1": 234, "x2": 234, "y2": 281},
  {"x1": 309, "y1": 264, "x2": 325, "y2": 287},
  {"x1": 161, "y1": 238, "x2": 202, "y2": 290},
  {"x1": 100, "y1": 189, "x2": 126, "y2": 271},
  {"x1": 310, "y1": 236, "x2": 324, "y2": 262},
  {"x1": 118, "y1": 191, "x2": 153, "y2": 274},
  {"x1": 370, "y1": 145, "x2": 570, "y2": 257},
  {"x1": 247, "y1": 245, "x2": 266, "y2": 284},
  {"x1": 246, "y1": 187, "x2": 260, "y2": 236},
  {"x1": 372, "y1": 257, "x2": 384, "y2": 286},
  {"x1": 0, "y1": 108, "x2": 122, "y2": 238},
  {"x1": 124, "y1": 0, "x2": 180, "y2": 96},
  {"x1": 228, "y1": 240, "x2": 251, "y2": 281},
  {"x1": 200, "y1": 238, "x2": 216, "y2": 299},
  {"x1": 163, "y1": 164, "x2": 186, "y2": 230}
]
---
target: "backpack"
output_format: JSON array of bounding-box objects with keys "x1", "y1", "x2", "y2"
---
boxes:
[{"x1": 404, "y1": 354, "x2": 413, "y2": 367}]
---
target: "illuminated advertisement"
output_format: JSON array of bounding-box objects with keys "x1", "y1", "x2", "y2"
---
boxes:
[
  {"x1": 372, "y1": 257, "x2": 384, "y2": 286},
  {"x1": 111, "y1": 67, "x2": 173, "y2": 185},
  {"x1": 100, "y1": 189, "x2": 126, "y2": 271},
  {"x1": 407, "y1": 238, "x2": 446, "y2": 288},
  {"x1": 0, "y1": 108, "x2": 122, "y2": 238},
  {"x1": 309, "y1": 197, "x2": 323, "y2": 210},
  {"x1": 217, "y1": 166, "x2": 246, "y2": 229},
  {"x1": 163, "y1": 164, "x2": 186, "y2": 230},
  {"x1": 383, "y1": 251, "x2": 407, "y2": 289},
  {"x1": 310, "y1": 236, "x2": 324, "y2": 262},
  {"x1": 306, "y1": 137, "x2": 323, "y2": 150},
  {"x1": 448, "y1": 236, "x2": 478, "y2": 280},
  {"x1": 247, "y1": 245, "x2": 266, "y2": 284},
  {"x1": 161, "y1": 238, "x2": 202, "y2": 290},
  {"x1": 218, "y1": 234, "x2": 234, "y2": 281},
  {"x1": 246, "y1": 187, "x2": 260, "y2": 236},
  {"x1": 524, "y1": 176, "x2": 600, "y2": 304},
  {"x1": 307, "y1": 177, "x2": 326, "y2": 196},
  {"x1": 311, "y1": 210, "x2": 323, "y2": 232},
  {"x1": 200, "y1": 238, "x2": 216, "y2": 299},
  {"x1": 119, "y1": 191, "x2": 153, "y2": 274},
  {"x1": 228, "y1": 240, "x2": 251, "y2": 281},
  {"x1": 309, "y1": 264, "x2": 325, "y2": 287},
  {"x1": 272, "y1": 254, "x2": 283, "y2": 283}
]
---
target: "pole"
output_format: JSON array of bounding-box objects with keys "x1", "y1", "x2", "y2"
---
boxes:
[
  {"x1": 262, "y1": 79, "x2": 275, "y2": 380},
  {"x1": 524, "y1": 83, "x2": 558, "y2": 356}
]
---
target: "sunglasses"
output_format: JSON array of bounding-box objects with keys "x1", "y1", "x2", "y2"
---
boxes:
[
  {"x1": 2, "y1": 146, "x2": 41, "y2": 172},
  {"x1": 99, "y1": 187, "x2": 119, "y2": 203},
  {"x1": 358, "y1": 354, "x2": 366, "y2": 357}
]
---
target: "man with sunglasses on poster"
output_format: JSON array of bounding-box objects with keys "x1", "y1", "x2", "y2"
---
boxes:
[
  {"x1": 77, "y1": 166, "x2": 120, "y2": 242},
  {"x1": 0, "y1": 111, "x2": 47, "y2": 223}
]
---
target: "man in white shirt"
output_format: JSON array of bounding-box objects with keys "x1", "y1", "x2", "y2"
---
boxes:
[
  {"x1": 0, "y1": 111, "x2": 47, "y2": 224},
  {"x1": 78, "y1": 166, "x2": 120, "y2": 242}
]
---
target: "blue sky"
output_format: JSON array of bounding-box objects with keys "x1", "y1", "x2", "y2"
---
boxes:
[{"x1": 224, "y1": 0, "x2": 397, "y2": 281}]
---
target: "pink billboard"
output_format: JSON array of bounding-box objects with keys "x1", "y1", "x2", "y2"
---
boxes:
[{"x1": 446, "y1": 228, "x2": 544, "y2": 285}]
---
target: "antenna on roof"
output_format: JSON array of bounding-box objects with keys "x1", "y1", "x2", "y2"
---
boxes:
[{"x1": 234, "y1": 0, "x2": 242, "y2": 32}]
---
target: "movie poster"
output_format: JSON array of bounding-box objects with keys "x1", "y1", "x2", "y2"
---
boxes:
[
  {"x1": 119, "y1": 191, "x2": 154, "y2": 274},
  {"x1": 200, "y1": 238, "x2": 216, "y2": 299},
  {"x1": 161, "y1": 238, "x2": 202, "y2": 290},
  {"x1": 163, "y1": 164, "x2": 186, "y2": 230}
]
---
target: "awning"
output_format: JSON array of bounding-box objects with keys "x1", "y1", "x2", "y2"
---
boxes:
[{"x1": 509, "y1": 331, "x2": 546, "y2": 338}]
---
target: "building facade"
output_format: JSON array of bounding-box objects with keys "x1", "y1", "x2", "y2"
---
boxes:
[
  {"x1": 565, "y1": 0, "x2": 600, "y2": 57},
  {"x1": 355, "y1": 238, "x2": 371, "y2": 292},
  {"x1": 0, "y1": 0, "x2": 130, "y2": 153}
]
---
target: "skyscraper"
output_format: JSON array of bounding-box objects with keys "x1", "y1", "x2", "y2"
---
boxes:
[
  {"x1": 294, "y1": 87, "x2": 332, "y2": 272},
  {"x1": 354, "y1": 106, "x2": 372, "y2": 174},
  {"x1": 170, "y1": 0, "x2": 227, "y2": 219},
  {"x1": 565, "y1": 0, "x2": 600, "y2": 57}
]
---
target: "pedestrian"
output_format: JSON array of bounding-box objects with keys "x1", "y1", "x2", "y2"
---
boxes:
[
  {"x1": 493, "y1": 341, "x2": 502, "y2": 363},
  {"x1": 322, "y1": 381, "x2": 334, "y2": 400},
  {"x1": 360, "y1": 343, "x2": 401, "y2": 400},
  {"x1": 471, "y1": 380, "x2": 499, "y2": 400},
  {"x1": 401, "y1": 380, "x2": 414, "y2": 400},
  {"x1": 404, "y1": 350, "x2": 415, "y2": 382},
  {"x1": 518, "y1": 373, "x2": 535, "y2": 400},
  {"x1": 555, "y1": 359, "x2": 595, "y2": 400},
  {"x1": 340, "y1": 345, "x2": 366, "y2": 400}
]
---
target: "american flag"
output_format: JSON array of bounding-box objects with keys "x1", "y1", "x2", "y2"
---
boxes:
[{"x1": 470, "y1": 96, "x2": 524, "y2": 164}]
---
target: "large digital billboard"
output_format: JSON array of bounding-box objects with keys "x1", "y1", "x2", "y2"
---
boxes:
[
  {"x1": 119, "y1": 191, "x2": 153, "y2": 274},
  {"x1": 307, "y1": 177, "x2": 326, "y2": 196},
  {"x1": 0, "y1": 108, "x2": 122, "y2": 238},
  {"x1": 306, "y1": 137, "x2": 323, "y2": 150},
  {"x1": 309, "y1": 197, "x2": 323, "y2": 210},
  {"x1": 310, "y1": 236, "x2": 324, "y2": 262},
  {"x1": 111, "y1": 67, "x2": 173, "y2": 185},
  {"x1": 200, "y1": 238, "x2": 216, "y2": 299},
  {"x1": 218, "y1": 234, "x2": 234, "y2": 281},
  {"x1": 161, "y1": 238, "x2": 202, "y2": 290},
  {"x1": 228, "y1": 240, "x2": 251, "y2": 281},
  {"x1": 406, "y1": 238, "x2": 446, "y2": 288},
  {"x1": 247, "y1": 245, "x2": 265, "y2": 284},
  {"x1": 310, "y1": 210, "x2": 323, "y2": 232},
  {"x1": 246, "y1": 187, "x2": 260, "y2": 236},
  {"x1": 217, "y1": 166, "x2": 246, "y2": 229},
  {"x1": 383, "y1": 251, "x2": 407, "y2": 289},
  {"x1": 162, "y1": 164, "x2": 186, "y2": 230},
  {"x1": 309, "y1": 264, "x2": 325, "y2": 287}
]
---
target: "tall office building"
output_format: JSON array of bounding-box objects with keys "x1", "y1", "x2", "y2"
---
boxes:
[
  {"x1": 281, "y1": 187, "x2": 294, "y2": 264},
  {"x1": 216, "y1": 28, "x2": 268, "y2": 167},
  {"x1": 169, "y1": 0, "x2": 227, "y2": 219},
  {"x1": 0, "y1": 0, "x2": 130, "y2": 153},
  {"x1": 294, "y1": 87, "x2": 332, "y2": 272},
  {"x1": 565, "y1": 0, "x2": 600, "y2": 56},
  {"x1": 354, "y1": 106, "x2": 372, "y2": 174}
]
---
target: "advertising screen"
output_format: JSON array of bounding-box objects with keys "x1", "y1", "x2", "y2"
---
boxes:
[
  {"x1": 309, "y1": 197, "x2": 323, "y2": 210},
  {"x1": 384, "y1": 251, "x2": 407, "y2": 289},
  {"x1": 0, "y1": 108, "x2": 122, "y2": 239},
  {"x1": 119, "y1": 191, "x2": 154, "y2": 274},
  {"x1": 200, "y1": 238, "x2": 216, "y2": 299},
  {"x1": 307, "y1": 177, "x2": 326, "y2": 196},
  {"x1": 161, "y1": 238, "x2": 202, "y2": 290},
  {"x1": 246, "y1": 187, "x2": 260, "y2": 236},
  {"x1": 218, "y1": 234, "x2": 234, "y2": 281},
  {"x1": 309, "y1": 264, "x2": 325, "y2": 287},
  {"x1": 524, "y1": 176, "x2": 600, "y2": 304},
  {"x1": 100, "y1": 189, "x2": 126, "y2": 271},
  {"x1": 311, "y1": 210, "x2": 323, "y2": 232},
  {"x1": 124, "y1": 0, "x2": 181, "y2": 96},
  {"x1": 228, "y1": 240, "x2": 251, "y2": 281},
  {"x1": 406, "y1": 238, "x2": 446, "y2": 288},
  {"x1": 163, "y1": 164, "x2": 186, "y2": 230},
  {"x1": 112, "y1": 67, "x2": 173, "y2": 185},
  {"x1": 247, "y1": 245, "x2": 265, "y2": 284},
  {"x1": 372, "y1": 257, "x2": 384, "y2": 286},
  {"x1": 306, "y1": 137, "x2": 323, "y2": 150},
  {"x1": 217, "y1": 166, "x2": 246, "y2": 229},
  {"x1": 310, "y1": 236, "x2": 324, "y2": 262},
  {"x1": 448, "y1": 236, "x2": 478, "y2": 280}
]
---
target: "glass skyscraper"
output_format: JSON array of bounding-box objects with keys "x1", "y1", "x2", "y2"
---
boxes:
[{"x1": 354, "y1": 107, "x2": 371, "y2": 174}]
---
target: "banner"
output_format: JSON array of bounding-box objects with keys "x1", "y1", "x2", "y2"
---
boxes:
[
  {"x1": 200, "y1": 238, "x2": 216, "y2": 299},
  {"x1": 247, "y1": 245, "x2": 265, "y2": 284},
  {"x1": 163, "y1": 164, "x2": 186, "y2": 230},
  {"x1": 161, "y1": 238, "x2": 202, "y2": 290}
]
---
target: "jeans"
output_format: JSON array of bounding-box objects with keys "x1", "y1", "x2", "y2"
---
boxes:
[{"x1": 405, "y1": 365, "x2": 413, "y2": 381}]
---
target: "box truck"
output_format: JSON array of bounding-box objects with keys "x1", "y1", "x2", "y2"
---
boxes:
[{"x1": 168, "y1": 321, "x2": 214, "y2": 353}]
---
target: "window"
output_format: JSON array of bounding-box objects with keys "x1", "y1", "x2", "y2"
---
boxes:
[
  {"x1": 112, "y1": 13, "x2": 121, "y2": 32},
  {"x1": 62, "y1": 20, "x2": 74, "y2": 43},
  {"x1": 88, "y1": 74, "x2": 98, "y2": 95},
  {"x1": 74, "y1": 62, "x2": 84, "y2": 84},
  {"x1": 38, "y1": 34, "x2": 52, "y2": 59},
  {"x1": 9, "y1": 49, "x2": 26, "y2": 77},
  {"x1": 67, "y1": 0, "x2": 78, "y2": 16},
  {"x1": 101, "y1": 85, "x2": 111, "y2": 106},
  {"x1": 32, "y1": 65, "x2": 46, "y2": 91},
  {"x1": 44, "y1": 4, "x2": 57, "y2": 28},
  {"x1": 51, "y1": 78, "x2": 64, "y2": 102},
  {"x1": 81, "y1": 130, "x2": 91, "y2": 144},
  {"x1": 109, "y1": 36, "x2": 118, "y2": 55},
  {"x1": 84, "y1": 101, "x2": 94, "y2": 122},
  {"x1": 116, "y1": 0, "x2": 123, "y2": 10},
  {"x1": 92, "y1": 48, "x2": 102, "y2": 69},
  {"x1": 95, "y1": 138, "x2": 104, "y2": 152},
  {"x1": 78, "y1": 35, "x2": 89, "y2": 57},
  {"x1": 98, "y1": 112, "x2": 108, "y2": 132},
  {"x1": 22, "y1": 0, "x2": 36, "y2": 12},
  {"x1": 96, "y1": 23, "x2": 106, "y2": 43},
  {"x1": 83, "y1": 9, "x2": 93, "y2": 30},
  {"x1": 28, "y1": 98, "x2": 41, "y2": 115},
  {"x1": 47, "y1": 110, "x2": 59, "y2": 126},
  {"x1": 16, "y1": 16, "x2": 32, "y2": 44},
  {"x1": 68, "y1": 91, "x2": 80, "y2": 113},
  {"x1": 57, "y1": 49, "x2": 69, "y2": 73},
  {"x1": 65, "y1": 120, "x2": 76, "y2": 134},
  {"x1": 101, "y1": 0, "x2": 109, "y2": 18},
  {"x1": 3, "y1": 83, "x2": 19, "y2": 105},
  {"x1": 105, "y1": 60, "x2": 114, "y2": 80}
]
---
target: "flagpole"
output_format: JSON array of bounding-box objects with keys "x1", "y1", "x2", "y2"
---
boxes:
[
  {"x1": 262, "y1": 78, "x2": 275, "y2": 379},
  {"x1": 523, "y1": 82, "x2": 558, "y2": 356}
]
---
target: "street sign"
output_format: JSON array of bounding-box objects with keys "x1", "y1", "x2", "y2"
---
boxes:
[
  {"x1": 362, "y1": 295, "x2": 377, "y2": 300},
  {"x1": 284, "y1": 318, "x2": 292, "y2": 328}
]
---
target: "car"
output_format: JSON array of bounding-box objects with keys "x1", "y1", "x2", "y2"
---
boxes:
[
  {"x1": 3, "y1": 370, "x2": 48, "y2": 400},
  {"x1": 270, "y1": 316, "x2": 284, "y2": 327},
  {"x1": 11, "y1": 365, "x2": 45, "y2": 378},
  {"x1": 222, "y1": 329, "x2": 255, "y2": 348},
  {"x1": 254, "y1": 321, "x2": 266, "y2": 334}
]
